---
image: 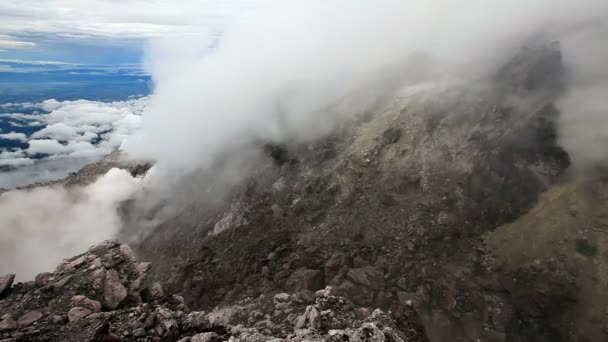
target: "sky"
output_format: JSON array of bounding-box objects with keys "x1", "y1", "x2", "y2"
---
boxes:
[{"x1": 0, "y1": 0, "x2": 259, "y2": 64}]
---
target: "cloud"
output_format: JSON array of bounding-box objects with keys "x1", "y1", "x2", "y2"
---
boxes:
[
  {"x1": 27, "y1": 139, "x2": 66, "y2": 155},
  {"x1": 0, "y1": 158, "x2": 35, "y2": 168},
  {"x1": 31, "y1": 123, "x2": 79, "y2": 141},
  {"x1": 0, "y1": 150, "x2": 25, "y2": 159},
  {"x1": 0, "y1": 0, "x2": 259, "y2": 39},
  {"x1": 125, "y1": 0, "x2": 608, "y2": 177},
  {"x1": 557, "y1": 23, "x2": 608, "y2": 170},
  {"x1": 0, "y1": 97, "x2": 147, "y2": 188},
  {"x1": 0, "y1": 168, "x2": 142, "y2": 280},
  {"x1": 0, "y1": 132, "x2": 27, "y2": 142},
  {"x1": 0, "y1": 35, "x2": 36, "y2": 49}
]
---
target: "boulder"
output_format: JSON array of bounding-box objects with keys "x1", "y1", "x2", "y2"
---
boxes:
[
  {"x1": 0, "y1": 274, "x2": 15, "y2": 296},
  {"x1": 0, "y1": 318, "x2": 17, "y2": 331},
  {"x1": 285, "y1": 269, "x2": 324, "y2": 292},
  {"x1": 103, "y1": 270, "x2": 128, "y2": 309},
  {"x1": 17, "y1": 311, "x2": 43, "y2": 327},
  {"x1": 68, "y1": 307, "x2": 92, "y2": 322},
  {"x1": 70, "y1": 295, "x2": 102, "y2": 313}
]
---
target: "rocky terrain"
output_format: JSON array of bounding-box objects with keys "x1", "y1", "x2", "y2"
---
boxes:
[
  {"x1": 0, "y1": 241, "x2": 427, "y2": 341},
  {"x1": 1, "y1": 42, "x2": 604, "y2": 341}
]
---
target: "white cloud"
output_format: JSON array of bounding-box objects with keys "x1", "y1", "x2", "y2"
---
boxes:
[
  {"x1": 27, "y1": 139, "x2": 65, "y2": 155},
  {"x1": 0, "y1": 132, "x2": 27, "y2": 142},
  {"x1": 0, "y1": 35, "x2": 35, "y2": 49},
  {"x1": 0, "y1": 158, "x2": 35, "y2": 168},
  {"x1": 125, "y1": 0, "x2": 608, "y2": 177},
  {"x1": 0, "y1": 0, "x2": 260, "y2": 39},
  {"x1": 0, "y1": 150, "x2": 25, "y2": 159},
  {"x1": 31, "y1": 122, "x2": 80, "y2": 141},
  {"x1": 0, "y1": 168, "x2": 142, "y2": 280}
]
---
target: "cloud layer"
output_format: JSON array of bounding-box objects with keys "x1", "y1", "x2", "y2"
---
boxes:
[{"x1": 0, "y1": 97, "x2": 147, "y2": 188}]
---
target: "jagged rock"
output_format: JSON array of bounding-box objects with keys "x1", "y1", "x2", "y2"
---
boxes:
[
  {"x1": 34, "y1": 272, "x2": 53, "y2": 287},
  {"x1": 0, "y1": 274, "x2": 15, "y2": 297},
  {"x1": 103, "y1": 270, "x2": 127, "y2": 309},
  {"x1": 70, "y1": 295, "x2": 101, "y2": 313},
  {"x1": 17, "y1": 311, "x2": 42, "y2": 327},
  {"x1": 68, "y1": 307, "x2": 92, "y2": 322}
]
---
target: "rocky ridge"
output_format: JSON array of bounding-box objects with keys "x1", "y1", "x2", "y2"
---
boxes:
[{"x1": 0, "y1": 241, "x2": 427, "y2": 341}]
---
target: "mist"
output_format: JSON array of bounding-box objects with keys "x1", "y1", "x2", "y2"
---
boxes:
[
  {"x1": 0, "y1": 168, "x2": 141, "y2": 280},
  {"x1": 124, "y1": 0, "x2": 608, "y2": 177}
]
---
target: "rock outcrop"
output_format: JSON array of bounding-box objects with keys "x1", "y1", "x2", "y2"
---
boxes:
[{"x1": 0, "y1": 241, "x2": 428, "y2": 341}]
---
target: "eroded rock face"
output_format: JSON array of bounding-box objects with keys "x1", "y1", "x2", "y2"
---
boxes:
[{"x1": 0, "y1": 241, "x2": 428, "y2": 342}]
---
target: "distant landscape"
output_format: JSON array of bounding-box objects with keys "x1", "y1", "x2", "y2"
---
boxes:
[{"x1": 0, "y1": 60, "x2": 151, "y2": 187}]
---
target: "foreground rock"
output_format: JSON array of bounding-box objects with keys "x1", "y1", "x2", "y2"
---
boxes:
[{"x1": 0, "y1": 241, "x2": 428, "y2": 341}]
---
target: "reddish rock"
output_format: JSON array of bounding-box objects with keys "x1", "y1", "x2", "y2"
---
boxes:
[
  {"x1": 103, "y1": 270, "x2": 127, "y2": 309},
  {"x1": 35, "y1": 272, "x2": 53, "y2": 287},
  {"x1": 68, "y1": 307, "x2": 92, "y2": 322},
  {"x1": 0, "y1": 318, "x2": 17, "y2": 331},
  {"x1": 70, "y1": 295, "x2": 102, "y2": 313},
  {"x1": 18, "y1": 311, "x2": 43, "y2": 327}
]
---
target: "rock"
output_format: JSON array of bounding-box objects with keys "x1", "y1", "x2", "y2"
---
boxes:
[
  {"x1": 52, "y1": 315, "x2": 65, "y2": 325},
  {"x1": 191, "y1": 332, "x2": 218, "y2": 342},
  {"x1": 325, "y1": 253, "x2": 353, "y2": 282},
  {"x1": 48, "y1": 275, "x2": 73, "y2": 292},
  {"x1": 103, "y1": 270, "x2": 128, "y2": 309},
  {"x1": 397, "y1": 286, "x2": 429, "y2": 313},
  {"x1": 17, "y1": 311, "x2": 43, "y2": 327},
  {"x1": 70, "y1": 295, "x2": 102, "y2": 312},
  {"x1": 119, "y1": 244, "x2": 136, "y2": 260},
  {"x1": 293, "y1": 180, "x2": 306, "y2": 194},
  {"x1": 346, "y1": 266, "x2": 385, "y2": 290},
  {"x1": 374, "y1": 291, "x2": 394, "y2": 309},
  {"x1": 294, "y1": 290, "x2": 316, "y2": 304},
  {"x1": 64, "y1": 255, "x2": 89, "y2": 270},
  {"x1": 150, "y1": 282, "x2": 164, "y2": 299},
  {"x1": 0, "y1": 274, "x2": 15, "y2": 296},
  {"x1": 0, "y1": 318, "x2": 17, "y2": 331},
  {"x1": 352, "y1": 322, "x2": 385, "y2": 341},
  {"x1": 34, "y1": 272, "x2": 53, "y2": 287},
  {"x1": 132, "y1": 328, "x2": 146, "y2": 337},
  {"x1": 68, "y1": 307, "x2": 92, "y2": 322},
  {"x1": 273, "y1": 293, "x2": 291, "y2": 303},
  {"x1": 285, "y1": 269, "x2": 324, "y2": 292},
  {"x1": 575, "y1": 238, "x2": 597, "y2": 257}
]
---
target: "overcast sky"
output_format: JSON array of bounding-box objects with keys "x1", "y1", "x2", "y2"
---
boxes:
[{"x1": 0, "y1": 0, "x2": 260, "y2": 64}]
